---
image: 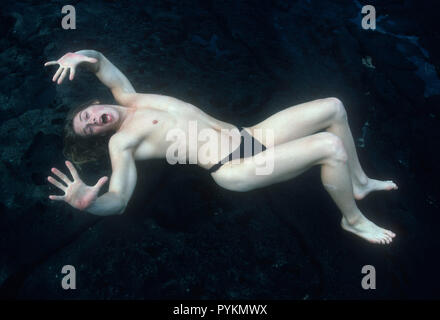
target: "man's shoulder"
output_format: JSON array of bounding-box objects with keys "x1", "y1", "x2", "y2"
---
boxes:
[
  {"x1": 132, "y1": 93, "x2": 192, "y2": 109},
  {"x1": 108, "y1": 132, "x2": 138, "y2": 152}
]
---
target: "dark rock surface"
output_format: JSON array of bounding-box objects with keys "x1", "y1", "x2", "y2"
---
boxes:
[{"x1": 0, "y1": 0, "x2": 439, "y2": 299}]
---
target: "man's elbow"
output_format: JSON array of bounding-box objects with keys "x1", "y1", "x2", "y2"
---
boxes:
[
  {"x1": 116, "y1": 195, "x2": 129, "y2": 215},
  {"x1": 116, "y1": 205, "x2": 126, "y2": 215},
  {"x1": 104, "y1": 191, "x2": 128, "y2": 215}
]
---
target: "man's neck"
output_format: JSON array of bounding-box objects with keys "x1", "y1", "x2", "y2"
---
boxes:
[{"x1": 114, "y1": 105, "x2": 135, "y2": 132}]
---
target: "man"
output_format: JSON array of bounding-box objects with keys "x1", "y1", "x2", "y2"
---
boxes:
[{"x1": 45, "y1": 50, "x2": 397, "y2": 244}]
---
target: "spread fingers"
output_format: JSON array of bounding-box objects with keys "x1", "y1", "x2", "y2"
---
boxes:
[
  {"x1": 52, "y1": 66, "x2": 63, "y2": 82},
  {"x1": 51, "y1": 167, "x2": 72, "y2": 185},
  {"x1": 57, "y1": 68, "x2": 68, "y2": 84},
  {"x1": 44, "y1": 61, "x2": 58, "y2": 67},
  {"x1": 49, "y1": 195, "x2": 65, "y2": 201},
  {"x1": 65, "y1": 161, "x2": 80, "y2": 180},
  {"x1": 47, "y1": 176, "x2": 67, "y2": 192}
]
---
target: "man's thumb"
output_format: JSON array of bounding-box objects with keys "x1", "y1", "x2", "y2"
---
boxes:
[{"x1": 95, "y1": 176, "x2": 108, "y2": 189}]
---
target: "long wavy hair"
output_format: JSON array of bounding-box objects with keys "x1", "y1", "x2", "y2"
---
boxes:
[{"x1": 62, "y1": 99, "x2": 113, "y2": 168}]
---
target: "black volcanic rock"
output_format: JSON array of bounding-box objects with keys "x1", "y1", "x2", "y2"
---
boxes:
[{"x1": 0, "y1": 0, "x2": 439, "y2": 299}]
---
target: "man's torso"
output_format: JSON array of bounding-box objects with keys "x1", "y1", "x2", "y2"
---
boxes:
[{"x1": 112, "y1": 94, "x2": 242, "y2": 169}]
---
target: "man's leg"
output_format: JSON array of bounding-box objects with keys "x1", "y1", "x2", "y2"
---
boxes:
[
  {"x1": 211, "y1": 132, "x2": 396, "y2": 244},
  {"x1": 247, "y1": 97, "x2": 397, "y2": 199},
  {"x1": 325, "y1": 99, "x2": 398, "y2": 199}
]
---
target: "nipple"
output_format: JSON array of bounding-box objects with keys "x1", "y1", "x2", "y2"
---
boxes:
[{"x1": 152, "y1": 120, "x2": 158, "y2": 124}]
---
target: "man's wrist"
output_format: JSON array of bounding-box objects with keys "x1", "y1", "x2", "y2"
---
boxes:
[{"x1": 75, "y1": 49, "x2": 101, "y2": 73}]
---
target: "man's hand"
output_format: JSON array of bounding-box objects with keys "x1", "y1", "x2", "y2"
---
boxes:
[
  {"x1": 47, "y1": 160, "x2": 108, "y2": 211},
  {"x1": 44, "y1": 52, "x2": 98, "y2": 84}
]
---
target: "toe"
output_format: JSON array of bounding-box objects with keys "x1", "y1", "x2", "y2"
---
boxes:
[
  {"x1": 382, "y1": 234, "x2": 391, "y2": 244},
  {"x1": 385, "y1": 230, "x2": 395, "y2": 237},
  {"x1": 386, "y1": 180, "x2": 398, "y2": 190}
]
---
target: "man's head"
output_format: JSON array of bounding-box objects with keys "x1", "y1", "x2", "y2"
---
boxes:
[
  {"x1": 72, "y1": 103, "x2": 121, "y2": 137},
  {"x1": 63, "y1": 99, "x2": 114, "y2": 166}
]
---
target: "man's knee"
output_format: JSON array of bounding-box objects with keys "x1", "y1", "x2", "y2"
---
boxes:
[
  {"x1": 212, "y1": 164, "x2": 255, "y2": 192},
  {"x1": 325, "y1": 97, "x2": 347, "y2": 122},
  {"x1": 315, "y1": 132, "x2": 348, "y2": 163}
]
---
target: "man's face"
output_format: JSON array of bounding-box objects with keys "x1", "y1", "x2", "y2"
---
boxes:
[{"x1": 73, "y1": 104, "x2": 119, "y2": 137}]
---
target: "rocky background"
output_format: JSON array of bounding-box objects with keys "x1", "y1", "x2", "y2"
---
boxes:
[{"x1": 0, "y1": 0, "x2": 439, "y2": 299}]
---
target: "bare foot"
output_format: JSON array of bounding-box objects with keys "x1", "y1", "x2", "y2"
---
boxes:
[
  {"x1": 353, "y1": 178, "x2": 398, "y2": 200},
  {"x1": 341, "y1": 216, "x2": 396, "y2": 244}
]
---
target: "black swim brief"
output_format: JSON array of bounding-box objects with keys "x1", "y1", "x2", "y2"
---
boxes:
[{"x1": 208, "y1": 126, "x2": 267, "y2": 173}]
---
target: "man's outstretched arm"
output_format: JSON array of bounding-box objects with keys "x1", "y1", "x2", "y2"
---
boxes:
[
  {"x1": 47, "y1": 135, "x2": 137, "y2": 216},
  {"x1": 75, "y1": 50, "x2": 136, "y2": 103},
  {"x1": 44, "y1": 50, "x2": 136, "y2": 106}
]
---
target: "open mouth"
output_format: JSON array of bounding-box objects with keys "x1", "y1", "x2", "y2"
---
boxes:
[{"x1": 101, "y1": 113, "x2": 111, "y2": 124}]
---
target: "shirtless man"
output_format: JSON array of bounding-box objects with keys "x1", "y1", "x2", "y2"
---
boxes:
[{"x1": 44, "y1": 50, "x2": 398, "y2": 245}]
